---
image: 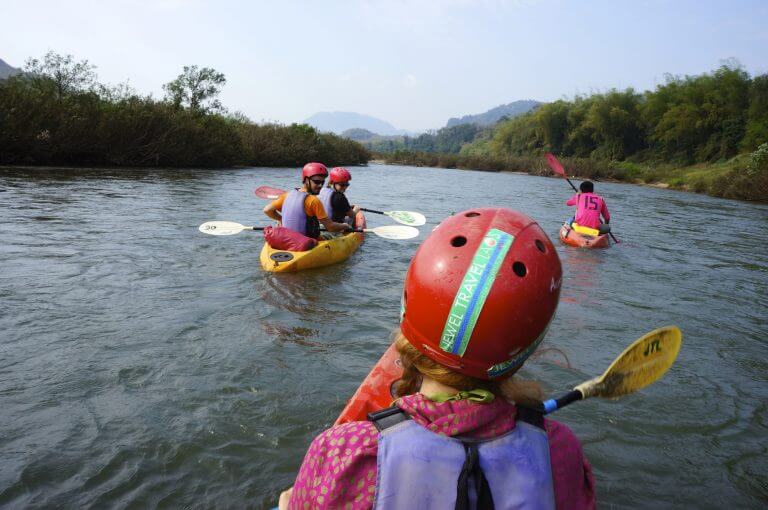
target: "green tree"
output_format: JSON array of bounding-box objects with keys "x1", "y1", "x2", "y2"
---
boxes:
[
  {"x1": 742, "y1": 74, "x2": 768, "y2": 150},
  {"x1": 490, "y1": 114, "x2": 540, "y2": 156},
  {"x1": 581, "y1": 89, "x2": 644, "y2": 159},
  {"x1": 24, "y1": 51, "x2": 97, "y2": 99},
  {"x1": 643, "y1": 64, "x2": 749, "y2": 162},
  {"x1": 534, "y1": 100, "x2": 570, "y2": 154},
  {"x1": 564, "y1": 96, "x2": 597, "y2": 157},
  {"x1": 163, "y1": 65, "x2": 227, "y2": 113}
]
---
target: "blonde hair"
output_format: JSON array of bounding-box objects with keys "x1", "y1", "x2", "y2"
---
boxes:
[{"x1": 393, "y1": 331, "x2": 543, "y2": 406}]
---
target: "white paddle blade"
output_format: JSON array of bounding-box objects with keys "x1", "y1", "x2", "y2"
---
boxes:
[
  {"x1": 384, "y1": 210, "x2": 427, "y2": 227},
  {"x1": 198, "y1": 221, "x2": 246, "y2": 236},
  {"x1": 368, "y1": 225, "x2": 420, "y2": 240}
]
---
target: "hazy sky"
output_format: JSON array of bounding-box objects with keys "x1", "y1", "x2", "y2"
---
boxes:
[{"x1": 2, "y1": 0, "x2": 766, "y2": 130}]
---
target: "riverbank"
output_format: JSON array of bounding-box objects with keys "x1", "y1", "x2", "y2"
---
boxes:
[{"x1": 372, "y1": 148, "x2": 768, "y2": 203}]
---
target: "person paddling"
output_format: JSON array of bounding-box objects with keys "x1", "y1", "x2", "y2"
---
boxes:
[
  {"x1": 566, "y1": 181, "x2": 611, "y2": 234},
  {"x1": 318, "y1": 167, "x2": 361, "y2": 227},
  {"x1": 279, "y1": 208, "x2": 595, "y2": 510},
  {"x1": 263, "y1": 162, "x2": 350, "y2": 239}
]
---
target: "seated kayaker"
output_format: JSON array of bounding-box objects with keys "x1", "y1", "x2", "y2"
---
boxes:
[
  {"x1": 566, "y1": 180, "x2": 611, "y2": 234},
  {"x1": 262, "y1": 162, "x2": 351, "y2": 241},
  {"x1": 318, "y1": 167, "x2": 360, "y2": 230},
  {"x1": 279, "y1": 208, "x2": 595, "y2": 510}
]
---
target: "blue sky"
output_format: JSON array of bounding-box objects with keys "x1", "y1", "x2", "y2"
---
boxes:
[{"x1": 2, "y1": 0, "x2": 766, "y2": 131}]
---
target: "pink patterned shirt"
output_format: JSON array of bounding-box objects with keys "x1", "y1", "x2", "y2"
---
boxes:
[
  {"x1": 566, "y1": 193, "x2": 610, "y2": 229},
  {"x1": 288, "y1": 393, "x2": 596, "y2": 509}
]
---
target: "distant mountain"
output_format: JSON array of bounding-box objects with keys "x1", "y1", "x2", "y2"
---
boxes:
[
  {"x1": 305, "y1": 111, "x2": 408, "y2": 136},
  {"x1": 0, "y1": 58, "x2": 21, "y2": 79},
  {"x1": 446, "y1": 100, "x2": 541, "y2": 127}
]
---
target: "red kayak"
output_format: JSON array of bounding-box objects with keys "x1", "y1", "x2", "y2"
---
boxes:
[
  {"x1": 558, "y1": 223, "x2": 610, "y2": 249},
  {"x1": 335, "y1": 343, "x2": 403, "y2": 425}
]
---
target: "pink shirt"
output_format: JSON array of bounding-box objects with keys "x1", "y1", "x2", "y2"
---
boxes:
[
  {"x1": 288, "y1": 393, "x2": 596, "y2": 509},
  {"x1": 566, "y1": 193, "x2": 610, "y2": 229}
]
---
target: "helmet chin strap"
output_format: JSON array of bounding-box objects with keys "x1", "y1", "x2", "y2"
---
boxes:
[{"x1": 304, "y1": 178, "x2": 319, "y2": 195}]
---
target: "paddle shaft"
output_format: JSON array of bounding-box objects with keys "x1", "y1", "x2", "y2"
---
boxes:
[
  {"x1": 360, "y1": 207, "x2": 384, "y2": 215},
  {"x1": 541, "y1": 390, "x2": 583, "y2": 414}
]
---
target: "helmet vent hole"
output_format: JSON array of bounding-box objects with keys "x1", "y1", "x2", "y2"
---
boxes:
[
  {"x1": 535, "y1": 240, "x2": 546, "y2": 253},
  {"x1": 512, "y1": 262, "x2": 527, "y2": 277},
  {"x1": 450, "y1": 236, "x2": 467, "y2": 247},
  {"x1": 465, "y1": 212, "x2": 480, "y2": 217}
]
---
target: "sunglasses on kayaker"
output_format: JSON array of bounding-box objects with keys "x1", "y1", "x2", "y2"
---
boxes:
[
  {"x1": 335, "y1": 182, "x2": 350, "y2": 188},
  {"x1": 309, "y1": 178, "x2": 326, "y2": 185}
]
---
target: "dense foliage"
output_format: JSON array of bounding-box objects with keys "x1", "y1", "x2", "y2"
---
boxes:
[
  {"x1": 366, "y1": 64, "x2": 768, "y2": 164},
  {"x1": 238, "y1": 122, "x2": 369, "y2": 167},
  {"x1": 0, "y1": 52, "x2": 369, "y2": 168},
  {"x1": 469, "y1": 63, "x2": 767, "y2": 165}
]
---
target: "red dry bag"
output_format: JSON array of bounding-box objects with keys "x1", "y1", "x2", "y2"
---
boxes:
[{"x1": 264, "y1": 226, "x2": 317, "y2": 251}]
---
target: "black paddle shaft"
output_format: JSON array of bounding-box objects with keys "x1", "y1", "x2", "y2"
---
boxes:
[
  {"x1": 540, "y1": 389, "x2": 583, "y2": 414},
  {"x1": 319, "y1": 227, "x2": 365, "y2": 233},
  {"x1": 361, "y1": 207, "x2": 384, "y2": 215}
]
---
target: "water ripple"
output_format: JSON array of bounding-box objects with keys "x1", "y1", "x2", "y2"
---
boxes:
[{"x1": 0, "y1": 165, "x2": 766, "y2": 508}]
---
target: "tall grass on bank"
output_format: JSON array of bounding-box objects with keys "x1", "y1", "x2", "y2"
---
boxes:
[
  {"x1": 709, "y1": 143, "x2": 768, "y2": 201},
  {"x1": 238, "y1": 123, "x2": 369, "y2": 167},
  {"x1": 376, "y1": 145, "x2": 768, "y2": 203},
  {"x1": 0, "y1": 73, "x2": 369, "y2": 168},
  {"x1": 375, "y1": 150, "x2": 621, "y2": 178}
]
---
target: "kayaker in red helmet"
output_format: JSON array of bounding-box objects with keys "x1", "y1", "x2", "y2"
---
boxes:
[
  {"x1": 318, "y1": 167, "x2": 360, "y2": 227},
  {"x1": 279, "y1": 208, "x2": 595, "y2": 510},
  {"x1": 566, "y1": 181, "x2": 611, "y2": 234},
  {"x1": 263, "y1": 162, "x2": 351, "y2": 239}
]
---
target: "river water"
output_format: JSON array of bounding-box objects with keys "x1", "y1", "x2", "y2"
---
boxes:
[{"x1": 1, "y1": 164, "x2": 766, "y2": 509}]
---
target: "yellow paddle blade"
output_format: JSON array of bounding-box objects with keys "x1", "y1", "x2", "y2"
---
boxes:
[{"x1": 575, "y1": 326, "x2": 682, "y2": 399}]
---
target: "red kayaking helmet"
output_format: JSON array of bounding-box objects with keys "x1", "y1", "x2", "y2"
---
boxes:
[
  {"x1": 301, "y1": 162, "x2": 328, "y2": 180},
  {"x1": 329, "y1": 167, "x2": 352, "y2": 184},
  {"x1": 400, "y1": 208, "x2": 562, "y2": 380}
]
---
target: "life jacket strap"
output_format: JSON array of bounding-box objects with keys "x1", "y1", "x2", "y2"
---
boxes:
[
  {"x1": 455, "y1": 442, "x2": 494, "y2": 510},
  {"x1": 368, "y1": 405, "x2": 409, "y2": 431},
  {"x1": 516, "y1": 404, "x2": 545, "y2": 430}
]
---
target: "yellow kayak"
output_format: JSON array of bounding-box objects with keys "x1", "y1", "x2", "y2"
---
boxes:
[{"x1": 259, "y1": 212, "x2": 366, "y2": 273}]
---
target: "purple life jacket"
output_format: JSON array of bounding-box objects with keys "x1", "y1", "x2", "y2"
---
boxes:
[
  {"x1": 281, "y1": 189, "x2": 320, "y2": 238},
  {"x1": 370, "y1": 406, "x2": 555, "y2": 510},
  {"x1": 318, "y1": 187, "x2": 334, "y2": 223}
]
